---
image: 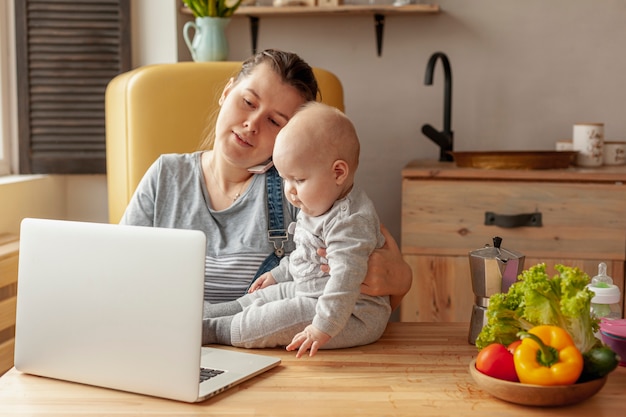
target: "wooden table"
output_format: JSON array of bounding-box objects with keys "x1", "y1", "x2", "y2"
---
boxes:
[{"x1": 0, "y1": 322, "x2": 624, "y2": 416}]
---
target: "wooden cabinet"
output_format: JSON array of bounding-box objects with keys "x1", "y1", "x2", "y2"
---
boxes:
[{"x1": 400, "y1": 160, "x2": 626, "y2": 322}]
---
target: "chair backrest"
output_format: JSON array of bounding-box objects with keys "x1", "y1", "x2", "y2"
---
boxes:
[{"x1": 105, "y1": 62, "x2": 344, "y2": 224}]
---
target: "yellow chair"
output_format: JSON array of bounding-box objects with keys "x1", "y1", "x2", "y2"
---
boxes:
[{"x1": 105, "y1": 62, "x2": 345, "y2": 224}]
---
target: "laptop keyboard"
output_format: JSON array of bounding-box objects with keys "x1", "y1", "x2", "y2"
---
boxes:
[{"x1": 200, "y1": 367, "x2": 225, "y2": 383}]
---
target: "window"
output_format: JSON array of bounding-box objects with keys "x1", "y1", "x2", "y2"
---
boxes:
[
  {"x1": 14, "y1": 0, "x2": 130, "y2": 174},
  {"x1": 0, "y1": 0, "x2": 15, "y2": 176}
]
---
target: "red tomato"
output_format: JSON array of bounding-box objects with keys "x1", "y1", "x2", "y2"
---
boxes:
[
  {"x1": 507, "y1": 340, "x2": 522, "y2": 354},
  {"x1": 475, "y1": 343, "x2": 519, "y2": 382}
]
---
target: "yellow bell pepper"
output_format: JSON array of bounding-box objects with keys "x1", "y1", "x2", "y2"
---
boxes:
[{"x1": 513, "y1": 325, "x2": 583, "y2": 386}]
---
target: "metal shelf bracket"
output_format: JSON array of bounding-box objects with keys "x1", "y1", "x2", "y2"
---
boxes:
[
  {"x1": 374, "y1": 13, "x2": 384, "y2": 56},
  {"x1": 248, "y1": 16, "x2": 260, "y2": 54}
]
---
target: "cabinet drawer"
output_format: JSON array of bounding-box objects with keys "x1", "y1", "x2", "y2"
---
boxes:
[{"x1": 402, "y1": 180, "x2": 626, "y2": 261}]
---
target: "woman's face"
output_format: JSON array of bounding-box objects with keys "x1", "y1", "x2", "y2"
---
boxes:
[{"x1": 214, "y1": 63, "x2": 306, "y2": 169}]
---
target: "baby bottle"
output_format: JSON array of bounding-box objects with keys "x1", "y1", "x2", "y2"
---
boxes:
[{"x1": 587, "y1": 262, "x2": 621, "y2": 320}]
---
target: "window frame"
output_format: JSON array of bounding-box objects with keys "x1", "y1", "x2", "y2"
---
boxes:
[{"x1": 0, "y1": 0, "x2": 16, "y2": 176}]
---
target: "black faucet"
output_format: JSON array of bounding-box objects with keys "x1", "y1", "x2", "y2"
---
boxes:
[{"x1": 422, "y1": 52, "x2": 453, "y2": 162}]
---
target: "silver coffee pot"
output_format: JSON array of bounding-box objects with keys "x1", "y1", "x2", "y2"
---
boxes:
[{"x1": 468, "y1": 236, "x2": 525, "y2": 344}]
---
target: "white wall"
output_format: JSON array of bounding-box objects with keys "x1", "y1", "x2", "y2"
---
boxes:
[
  {"x1": 131, "y1": 0, "x2": 180, "y2": 65},
  {"x1": 217, "y1": 0, "x2": 626, "y2": 239},
  {"x1": 5, "y1": 0, "x2": 625, "y2": 241}
]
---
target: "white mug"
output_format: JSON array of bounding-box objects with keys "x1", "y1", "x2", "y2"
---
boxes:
[
  {"x1": 603, "y1": 141, "x2": 626, "y2": 166},
  {"x1": 573, "y1": 123, "x2": 604, "y2": 167}
]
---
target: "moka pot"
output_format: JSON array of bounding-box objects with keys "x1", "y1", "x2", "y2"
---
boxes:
[{"x1": 468, "y1": 236, "x2": 525, "y2": 344}]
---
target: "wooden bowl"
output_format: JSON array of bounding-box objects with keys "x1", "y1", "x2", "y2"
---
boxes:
[{"x1": 469, "y1": 359, "x2": 607, "y2": 406}]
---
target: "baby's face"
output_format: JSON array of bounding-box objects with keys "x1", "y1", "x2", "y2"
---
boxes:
[{"x1": 273, "y1": 130, "x2": 342, "y2": 217}]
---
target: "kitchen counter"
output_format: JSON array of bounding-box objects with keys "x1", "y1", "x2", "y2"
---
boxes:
[
  {"x1": 0, "y1": 322, "x2": 624, "y2": 416},
  {"x1": 401, "y1": 160, "x2": 626, "y2": 322},
  {"x1": 402, "y1": 159, "x2": 626, "y2": 182}
]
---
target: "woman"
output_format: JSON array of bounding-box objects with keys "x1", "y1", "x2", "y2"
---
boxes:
[{"x1": 120, "y1": 49, "x2": 411, "y2": 310}]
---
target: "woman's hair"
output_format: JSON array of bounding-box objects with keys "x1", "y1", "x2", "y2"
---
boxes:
[
  {"x1": 199, "y1": 49, "x2": 318, "y2": 150},
  {"x1": 238, "y1": 49, "x2": 318, "y2": 103}
]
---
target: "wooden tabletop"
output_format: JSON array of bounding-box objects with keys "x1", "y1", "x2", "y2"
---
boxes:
[{"x1": 0, "y1": 322, "x2": 624, "y2": 416}]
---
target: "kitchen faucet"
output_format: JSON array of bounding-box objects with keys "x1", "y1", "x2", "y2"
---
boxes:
[{"x1": 422, "y1": 52, "x2": 453, "y2": 162}]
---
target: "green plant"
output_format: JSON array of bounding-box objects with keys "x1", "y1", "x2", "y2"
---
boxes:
[
  {"x1": 182, "y1": 0, "x2": 243, "y2": 18},
  {"x1": 475, "y1": 263, "x2": 600, "y2": 354}
]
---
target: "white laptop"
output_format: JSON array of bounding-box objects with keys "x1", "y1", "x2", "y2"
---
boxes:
[{"x1": 14, "y1": 218, "x2": 280, "y2": 403}]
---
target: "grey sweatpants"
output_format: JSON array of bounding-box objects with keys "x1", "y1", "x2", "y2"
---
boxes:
[{"x1": 229, "y1": 281, "x2": 391, "y2": 349}]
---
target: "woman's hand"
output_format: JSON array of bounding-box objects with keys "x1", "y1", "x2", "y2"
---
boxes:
[
  {"x1": 248, "y1": 272, "x2": 277, "y2": 293},
  {"x1": 361, "y1": 224, "x2": 412, "y2": 310},
  {"x1": 286, "y1": 325, "x2": 331, "y2": 358}
]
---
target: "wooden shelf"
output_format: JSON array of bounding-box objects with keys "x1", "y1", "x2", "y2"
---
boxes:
[
  {"x1": 233, "y1": 4, "x2": 440, "y2": 16},
  {"x1": 182, "y1": 4, "x2": 441, "y2": 56}
]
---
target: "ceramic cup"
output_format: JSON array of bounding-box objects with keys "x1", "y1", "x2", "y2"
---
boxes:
[
  {"x1": 573, "y1": 123, "x2": 604, "y2": 167},
  {"x1": 603, "y1": 141, "x2": 626, "y2": 166},
  {"x1": 555, "y1": 140, "x2": 574, "y2": 151}
]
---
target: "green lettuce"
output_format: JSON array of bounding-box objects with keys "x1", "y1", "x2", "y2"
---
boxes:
[{"x1": 475, "y1": 263, "x2": 600, "y2": 353}]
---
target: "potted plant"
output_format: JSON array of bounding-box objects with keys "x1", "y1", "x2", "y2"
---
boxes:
[
  {"x1": 182, "y1": 0, "x2": 244, "y2": 61},
  {"x1": 182, "y1": 0, "x2": 243, "y2": 18}
]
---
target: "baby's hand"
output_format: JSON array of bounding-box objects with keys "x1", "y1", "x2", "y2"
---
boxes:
[
  {"x1": 316, "y1": 248, "x2": 330, "y2": 274},
  {"x1": 286, "y1": 325, "x2": 331, "y2": 358},
  {"x1": 248, "y1": 272, "x2": 277, "y2": 293}
]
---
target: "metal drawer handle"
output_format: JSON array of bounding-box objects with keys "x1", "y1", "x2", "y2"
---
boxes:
[{"x1": 484, "y1": 211, "x2": 542, "y2": 228}]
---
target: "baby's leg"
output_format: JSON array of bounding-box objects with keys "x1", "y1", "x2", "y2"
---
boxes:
[
  {"x1": 231, "y1": 295, "x2": 317, "y2": 348},
  {"x1": 322, "y1": 299, "x2": 392, "y2": 350},
  {"x1": 203, "y1": 282, "x2": 299, "y2": 346},
  {"x1": 203, "y1": 286, "x2": 275, "y2": 318},
  {"x1": 203, "y1": 300, "x2": 243, "y2": 318},
  {"x1": 202, "y1": 315, "x2": 234, "y2": 345}
]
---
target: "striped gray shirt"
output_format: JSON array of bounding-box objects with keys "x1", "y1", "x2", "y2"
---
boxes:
[{"x1": 120, "y1": 152, "x2": 297, "y2": 303}]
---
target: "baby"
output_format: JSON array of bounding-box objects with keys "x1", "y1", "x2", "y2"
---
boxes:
[{"x1": 203, "y1": 102, "x2": 391, "y2": 357}]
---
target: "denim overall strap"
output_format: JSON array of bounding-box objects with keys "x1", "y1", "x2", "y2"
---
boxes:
[
  {"x1": 265, "y1": 166, "x2": 288, "y2": 257},
  {"x1": 247, "y1": 166, "x2": 287, "y2": 290}
]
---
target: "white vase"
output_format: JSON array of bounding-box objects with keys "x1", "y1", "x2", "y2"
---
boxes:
[{"x1": 183, "y1": 17, "x2": 230, "y2": 62}]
